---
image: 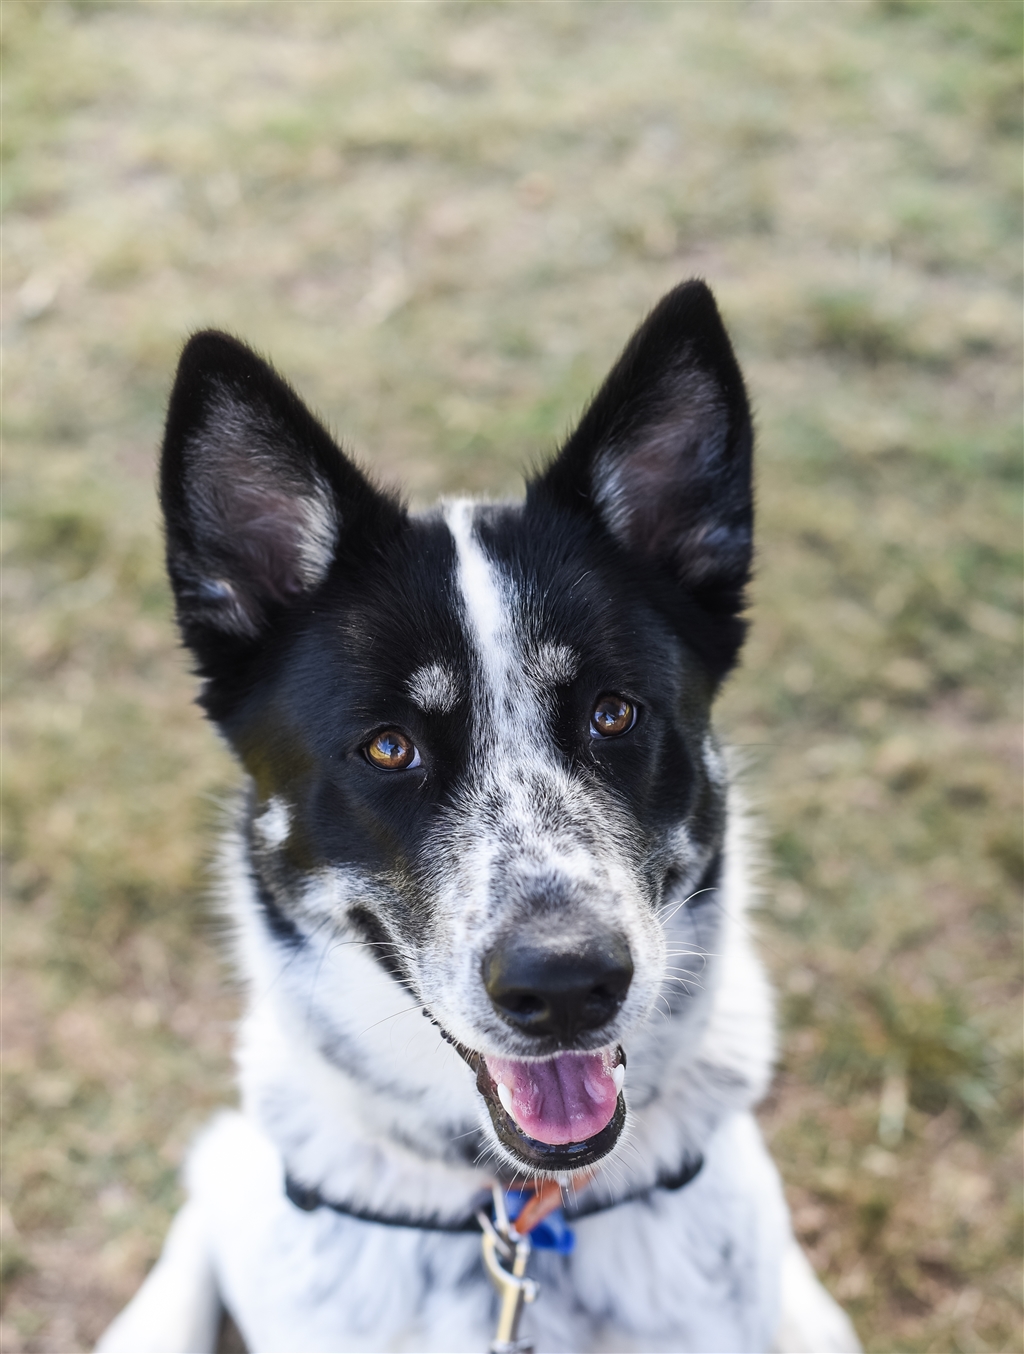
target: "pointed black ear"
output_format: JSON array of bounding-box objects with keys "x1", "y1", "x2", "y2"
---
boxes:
[
  {"x1": 531, "y1": 280, "x2": 753, "y2": 659},
  {"x1": 160, "y1": 331, "x2": 403, "y2": 664}
]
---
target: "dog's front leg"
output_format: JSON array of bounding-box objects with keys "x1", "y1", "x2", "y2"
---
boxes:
[
  {"x1": 772, "y1": 1238, "x2": 861, "y2": 1354},
  {"x1": 95, "y1": 1199, "x2": 221, "y2": 1354}
]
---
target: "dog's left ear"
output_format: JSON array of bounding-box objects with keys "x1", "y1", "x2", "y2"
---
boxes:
[
  {"x1": 160, "y1": 331, "x2": 406, "y2": 693},
  {"x1": 530, "y1": 280, "x2": 753, "y2": 664}
]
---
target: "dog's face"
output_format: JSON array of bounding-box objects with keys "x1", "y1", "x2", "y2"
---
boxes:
[{"x1": 161, "y1": 281, "x2": 753, "y2": 1177}]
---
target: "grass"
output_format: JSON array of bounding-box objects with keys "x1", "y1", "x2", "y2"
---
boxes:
[{"x1": 2, "y1": 3, "x2": 1021, "y2": 1350}]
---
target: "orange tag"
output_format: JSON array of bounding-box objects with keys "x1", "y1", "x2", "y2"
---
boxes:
[{"x1": 514, "y1": 1171, "x2": 594, "y2": 1236}]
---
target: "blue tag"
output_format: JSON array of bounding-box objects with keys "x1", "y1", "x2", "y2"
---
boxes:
[{"x1": 504, "y1": 1189, "x2": 575, "y2": 1255}]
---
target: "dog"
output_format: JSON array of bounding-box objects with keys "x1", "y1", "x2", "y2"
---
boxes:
[{"x1": 97, "y1": 280, "x2": 860, "y2": 1354}]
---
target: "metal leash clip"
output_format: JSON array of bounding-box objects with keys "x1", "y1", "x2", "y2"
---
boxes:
[{"x1": 478, "y1": 1184, "x2": 539, "y2": 1354}]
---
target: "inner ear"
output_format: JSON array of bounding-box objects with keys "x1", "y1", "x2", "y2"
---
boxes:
[
  {"x1": 591, "y1": 360, "x2": 741, "y2": 592},
  {"x1": 179, "y1": 388, "x2": 340, "y2": 636},
  {"x1": 161, "y1": 330, "x2": 405, "y2": 657}
]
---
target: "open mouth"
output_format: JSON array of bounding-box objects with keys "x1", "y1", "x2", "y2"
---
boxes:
[
  {"x1": 424, "y1": 1010, "x2": 627, "y2": 1172},
  {"x1": 462, "y1": 1041, "x2": 627, "y2": 1172}
]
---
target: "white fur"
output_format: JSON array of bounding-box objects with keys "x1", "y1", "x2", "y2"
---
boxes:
[
  {"x1": 534, "y1": 642, "x2": 579, "y2": 686},
  {"x1": 94, "y1": 1201, "x2": 219, "y2": 1354},
  {"x1": 291, "y1": 481, "x2": 339, "y2": 588},
  {"x1": 774, "y1": 1242, "x2": 862, "y2": 1353},
  {"x1": 253, "y1": 796, "x2": 290, "y2": 849},
  {"x1": 97, "y1": 805, "x2": 858, "y2": 1353},
  {"x1": 408, "y1": 661, "x2": 461, "y2": 714}
]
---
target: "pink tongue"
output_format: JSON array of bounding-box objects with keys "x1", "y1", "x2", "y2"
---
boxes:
[{"x1": 484, "y1": 1050, "x2": 619, "y2": 1145}]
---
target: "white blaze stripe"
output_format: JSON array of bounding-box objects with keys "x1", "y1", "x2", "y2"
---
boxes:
[
  {"x1": 445, "y1": 499, "x2": 506, "y2": 688},
  {"x1": 426, "y1": 500, "x2": 668, "y2": 1057},
  {"x1": 444, "y1": 499, "x2": 539, "y2": 749},
  {"x1": 442, "y1": 502, "x2": 608, "y2": 904}
]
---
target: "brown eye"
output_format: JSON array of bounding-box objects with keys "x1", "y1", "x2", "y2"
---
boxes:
[
  {"x1": 590, "y1": 695, "x2": 637, "y2": 739},
  {"x1": 365, "y1": 730, "x2": 420, "y2": 770}
]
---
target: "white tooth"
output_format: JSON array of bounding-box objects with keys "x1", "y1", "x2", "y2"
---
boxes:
[
  {"x1": 613, "y1": 1063, "x2": 625, "y2": 1094},
  {"x1": 496, "y1": 1082, "x2": 514, "y2": 1116}
]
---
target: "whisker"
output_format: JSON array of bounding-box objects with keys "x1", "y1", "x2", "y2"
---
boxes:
[
  {"x1": 355, "y1": 1003, "x2": 423, "y2": 1038},
  {"x1": 662, "y1": 976, "x2": 700, "y2": 994},
  {"x1": 448, "y1": 1125, "x2": 485, "y2": 1143},
  {"x1": 659, "y1": 886, "x2": 718, "y2": 926},
  {"x1": 685, "y1": 888, "x2": 791, "y2": 965}
]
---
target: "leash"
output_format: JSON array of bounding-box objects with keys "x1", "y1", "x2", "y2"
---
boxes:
[
  {"x1": 285, "y1": 1155, "x2": 703, "y2": 1354},
  {"x1": 477, "y1": 1182, "x2": 548, "y2": 1354}
]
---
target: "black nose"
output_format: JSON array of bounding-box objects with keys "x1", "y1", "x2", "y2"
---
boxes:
[{"x1": 484, "y1": 933, "x2": 633, "y2": 1043}]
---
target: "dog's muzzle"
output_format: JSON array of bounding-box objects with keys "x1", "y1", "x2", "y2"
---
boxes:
[{"x1": 448, "y1": 928, "x2": 633, "y2": 1173}]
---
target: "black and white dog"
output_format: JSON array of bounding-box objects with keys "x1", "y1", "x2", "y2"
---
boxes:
[{"x1": 98, "y1": 281, "x2": 859, "y2": 1354}]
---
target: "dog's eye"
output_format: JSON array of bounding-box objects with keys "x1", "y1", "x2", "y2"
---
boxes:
[
  {"x1": 590, "y1": 695, "x2": 637, "y2": 739},
  {"x1": 365, "y1": 730, "x2": 421, "y2": 770}
]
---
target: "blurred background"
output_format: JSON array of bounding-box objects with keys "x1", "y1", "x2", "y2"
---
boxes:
[{"x1": 2, "y1": 3, "x2": 1021, "y2": 1351}]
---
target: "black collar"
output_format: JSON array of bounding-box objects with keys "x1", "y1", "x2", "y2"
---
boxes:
[{"x1": 284, "y1": 1154, "x2": 703, "y2": 1233}]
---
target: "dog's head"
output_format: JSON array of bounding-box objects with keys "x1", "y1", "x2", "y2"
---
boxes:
[{"x1": 161, "y1": 280, "x2": 753, "y2": 1177}]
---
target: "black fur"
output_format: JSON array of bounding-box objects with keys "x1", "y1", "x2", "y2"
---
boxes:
[{"x1": 160, "y1": 330, "x2": 406, "y2": 718}]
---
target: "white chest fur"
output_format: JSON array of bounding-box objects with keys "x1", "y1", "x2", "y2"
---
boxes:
[{"x1": 186, "y1": 1108, "x2": 788, "y2": 1354}]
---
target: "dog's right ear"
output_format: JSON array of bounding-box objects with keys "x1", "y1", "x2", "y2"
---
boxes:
[
  {"x1": 529, "y1": 280, "x2": 753, "y2": 680},
  {"x1": 160, "y1": 331, "x2": 404, "y2": 671}
]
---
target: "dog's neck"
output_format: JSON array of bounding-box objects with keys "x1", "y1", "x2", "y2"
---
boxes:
[{"x1": 220, "y1": 814, "x2": 773, "y2": 1219}]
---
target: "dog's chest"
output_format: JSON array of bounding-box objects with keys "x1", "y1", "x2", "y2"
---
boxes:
[{"x1": 195, "y1": 1109, "x2": 786, "y2": 1354}]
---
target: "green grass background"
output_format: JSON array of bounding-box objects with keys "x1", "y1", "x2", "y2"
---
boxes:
[{"x1": 2, "y1": 3, "x2": 1021, "y2": 1350}]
